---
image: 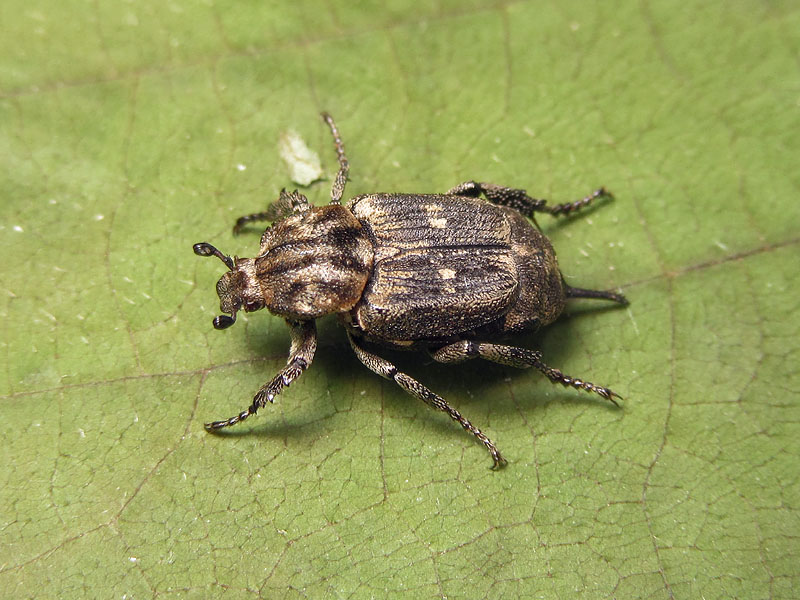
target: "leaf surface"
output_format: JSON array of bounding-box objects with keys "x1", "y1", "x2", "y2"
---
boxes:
[{"x1": 2, "y1": 1, "x2": 798, "y2": 597}]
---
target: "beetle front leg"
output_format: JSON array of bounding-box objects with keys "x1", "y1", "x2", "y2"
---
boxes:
[
  {"x1": 431, "y1": 341, "x2": 622, "y2": 406},
  {"x1": 321, "y1": 112, "x2": 350, "y2": 204},
  {"x1": 446, "y1": 181, "x2": 612, "y2": 218},
  {"x1": 204, "y1": 320, "x2": 317, "y2": 431},
  {"x1": 348, "y1": 333, "x2": 507, "y2": 469},
  {"x1": 232, "y1": 189, "x2": 312, "y2": 235}
]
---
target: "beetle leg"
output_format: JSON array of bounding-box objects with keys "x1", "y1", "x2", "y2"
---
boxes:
[
  {"x1": 347, "y1": 333, "x2": 507, "y2": 469},
  {"x1": 565, "y1": 285, "x2": 628, "y2": 306},
  {"x1": 232, "y1": 189, "x2": 311, "y2": 235},
  {"x1": 446, "y1": 181, "x2": 612, "y2": 218},
  {"x1": 321, "y1": 112, "x2": 350, "y2": 205},
  {"x1": 232, "y1": 210, "x2": 273, "y2": 235},
  {"x1": 431, "y1": 341, "x2": 622, "y2": 406},
  {"x1": 204, "y1": 320, "x2": 317, "y2": 431}
]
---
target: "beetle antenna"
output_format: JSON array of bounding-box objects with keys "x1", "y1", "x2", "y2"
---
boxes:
[
  {"x1": 193, "y1": 242, "x2": 234, "y2": 271},
  {"x1": 213, "y1": 313, "x2": 237, "y2": 329}
]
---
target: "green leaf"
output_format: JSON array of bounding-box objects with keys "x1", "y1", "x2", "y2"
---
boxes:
[{"x1": 2, "y1": 1, "x2": 798, "y2": 597}]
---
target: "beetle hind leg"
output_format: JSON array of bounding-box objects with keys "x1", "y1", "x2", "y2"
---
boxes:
[
  {"x1": 565, "y1": 285, "x2": 628, "y2": 306},
  {"x1": 431, "y1": 341, "x2": 622, "y2": 406},
  {"x1": 446, "y1": 181, "x2": 612, "y2": 219},
  {"x1": 348, "y1": 333, "x2": 507, "y2": 469}
]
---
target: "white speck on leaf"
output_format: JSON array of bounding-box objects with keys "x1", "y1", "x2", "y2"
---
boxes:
[
  {"x1": 279, "y1": 129, "x2": 323, "y2": 186},
  {"x1": 94, "y1": 214, "x2": 104, "y2": 221},
  {"x1": 13, "y1": 225, "x2": 23, "y2": 232},
  {"x1": 236, "y1": 164, "x2": 246, "y2": 171},
  {"x1": 627, "y1": 308, "x2": 640, "y2": 335}
]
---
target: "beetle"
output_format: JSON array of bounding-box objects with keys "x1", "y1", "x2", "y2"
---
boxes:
[{"x1": 193, "y1": 113, "x2": 628, "y2": 469}]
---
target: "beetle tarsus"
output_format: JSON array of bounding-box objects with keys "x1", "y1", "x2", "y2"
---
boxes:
[
  {"x1": 321, "y1": 112, "x2": 350, "y2": 204},
  {"x1": 204, "y1": 405, "x2": 257, "y2": 431},
  {"x1": 446, "y1": 181, "x2": 613, "y2": 220},
  {"x1": 544, "y1": 187, "x2": 613, "y2": 216},
  {"x1": 233, "y1": 211, "x2": 273, "y2": 235},
  {"x1": 565, "y1": 285, "x2": 628, "y2": 306},
  {"x1": 431, "y1": 340, "x2": 624, "y2": 408}
]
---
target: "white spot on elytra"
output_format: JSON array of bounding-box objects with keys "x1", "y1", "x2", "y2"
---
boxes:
[
  {"x1": 439, "y1": 268, "x2": 456, "y2": 279},
  {"x1": 429, "y1": 217, "x2": 447, "y2": 228}
]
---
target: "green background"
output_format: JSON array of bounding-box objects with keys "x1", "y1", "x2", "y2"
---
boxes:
[{"x1": 2, "y1": 1, "x2": 798, "y2": 598}]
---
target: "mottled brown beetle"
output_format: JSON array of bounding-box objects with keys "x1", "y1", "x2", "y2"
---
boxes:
[{"x1": 193, "y1": 113, "x2": 628, "y2": 469}]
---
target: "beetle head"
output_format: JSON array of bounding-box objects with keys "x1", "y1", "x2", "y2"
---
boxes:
[{"x1": 193, "y1": 242, "x2": 264, "y2": 330}]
